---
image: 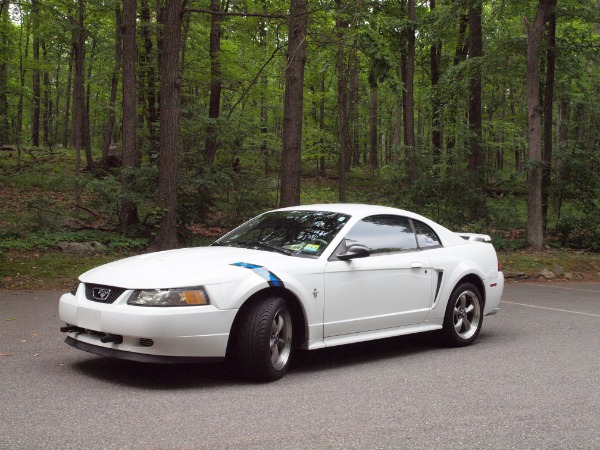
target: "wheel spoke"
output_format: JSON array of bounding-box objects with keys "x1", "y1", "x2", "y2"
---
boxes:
[
  {"x1": 271, "y1": 341, "x2": 280, "y2": 365},
  {"x1": 459, "y1": 294, "x2": 467, "y2": 310},
  {"x1": 462, "y1": 316, "x2": 472, "y2": 331},
  {"x1": 273, "y1": 314, "x2": 284, "y2": 334},
  {"x1": 465, "y1": 303, "x2": 475, "y2": 314},
  {"x1": 454, "y1": 317, "x2": 463, "y2": 333}
]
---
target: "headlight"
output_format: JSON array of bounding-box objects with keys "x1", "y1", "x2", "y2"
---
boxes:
[{"x1": 128, "y1": 287, "x2": 210, "y2": 307}]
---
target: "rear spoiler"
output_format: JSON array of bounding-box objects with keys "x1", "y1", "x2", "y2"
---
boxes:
[{"x1": 456, "y1": 233, "x2": 492, "y2": 243}]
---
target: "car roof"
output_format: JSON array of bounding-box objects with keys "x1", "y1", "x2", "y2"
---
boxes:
[{"x1": 277, "y1": 203, "x2": 423, "y2": 220}]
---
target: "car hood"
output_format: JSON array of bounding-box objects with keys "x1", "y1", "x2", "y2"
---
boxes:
[{"x1": 79, "y1": 246, "x2": 316, "y2": 289}]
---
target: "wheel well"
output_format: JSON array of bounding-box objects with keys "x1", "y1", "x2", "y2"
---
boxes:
[
  {"x1": 226, "y1": 287, "x2": 308, "y2": 355},
  {"x1": 456, "y1": 274, "x2": 486, "y2": 307}
]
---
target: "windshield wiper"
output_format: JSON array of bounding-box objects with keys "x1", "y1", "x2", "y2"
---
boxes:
[{"x1": 235, "y1": 239, "x2": 292, "y2": 255}]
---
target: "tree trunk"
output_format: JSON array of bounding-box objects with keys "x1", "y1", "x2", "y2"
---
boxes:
[
  {"x1": 154, "y1": 0, "x2": 183, "y2": 250},
  {"x1": 42, "y1": 43, "x2": 52, "y2": 146},
  {"x1": 526, "y1": 0, "x2": 556, "y2": 249},
  {"x1": 32, "y1": 0, "x2": 41, "y2": 147},
  {"x1": 335, "y1": 0, "x2": 349, "y2": 202},
  {"x1": 369, "y1": 78, "x2": 378, "y2": 171},
  {"x1": 0, "y1": 0, "x2": 9, "y2": 144},
  {"x1": 101, "y1": 5, "x2": 122, "y2": 167},
  {"x1": 542, "y1": 8, "x2": 556, "y2": 230},
  {"x1": 62, "y1": 48, "x2": 73, "y2": 149},
  {"x1": 204, "y1": 0, "x2": 223, "y2": 164},
  {"x1": 430, "y1": 0, "x2": 442, "y2": 168},
  {"x1": 467, "y1": 0, "x2": 486, "y2": 219},
  {"x1": 279, "y1": 0, "x2": 307, "y2": 207},
  {"x1": 82, "y1": 37, "x2": 94, "y2": 170},
  {"x1": 70, "y1": 0, "x2": 86, "y2": 208},
  {"x1": 319, "y1": 73, "x2": 326, "y2": 176},
  {"x1": 140, "y1": 0, "x2": 159, "y2": 162},
  {"x1": 403, "y1": 0, "x2": 420, "y2": 204},
  {"x1": 120, "y1": 0, "x2": 140, "y2": 228},
  {"x1": 349, "y1": 38, "x2": 360, "y2": 167},
  {"x1": 16, "y1": 6, "x2": 30, "y2": 168},
  {"x1": 259, "y1": 16, "x2": 270, "y2": 175}
]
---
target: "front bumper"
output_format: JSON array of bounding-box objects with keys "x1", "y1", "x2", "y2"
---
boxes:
[{"x1": 59, "y1": 289, "x2": 238, "y2": 360}]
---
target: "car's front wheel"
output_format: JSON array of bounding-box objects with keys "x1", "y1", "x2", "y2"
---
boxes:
[
  {"x1": 441, "y1": 282, "x2": 483, "y2": 347},
  {"x1": 233, "y1": 296, "x2": 293, "y2": 381}
]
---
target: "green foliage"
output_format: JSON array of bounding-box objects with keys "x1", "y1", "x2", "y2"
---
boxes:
[
  {"x1": 0, "y1": 229, "x2": 148, "y2": 252},
  {"x1": 84, "y1": 166, "x2": 158, "y2": 229},
  {"x1": 555, "y1": 206, "x2": 600, "y2": 251}
]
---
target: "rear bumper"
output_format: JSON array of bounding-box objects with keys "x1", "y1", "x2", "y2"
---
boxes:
[{"x1": 484, "y1": 272, "x2": 504, "y2": 315}]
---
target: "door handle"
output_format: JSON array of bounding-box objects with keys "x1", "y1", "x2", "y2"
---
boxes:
[{"x1": 411, "y1": 262, "x2": 423, "y2": 269}]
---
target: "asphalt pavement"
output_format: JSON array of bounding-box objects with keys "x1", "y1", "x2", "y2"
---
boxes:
[{"x1": 1, "y1": 282, "x2": 599, "y2": 449}]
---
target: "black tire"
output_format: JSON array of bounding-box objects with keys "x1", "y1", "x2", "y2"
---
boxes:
[
  {"x1": 233, "y1": 296, "x2": 293, "y2": 382},
  {"x1": 441, "y1": 282, "x2": 483, "y2": 347}
]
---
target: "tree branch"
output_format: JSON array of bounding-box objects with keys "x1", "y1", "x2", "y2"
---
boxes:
[{"x1": 226, "y1": 43, "x2": 287, "y2": 120}]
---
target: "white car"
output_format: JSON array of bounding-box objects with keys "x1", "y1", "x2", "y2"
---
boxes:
[{"x1": 59, "y1": 204, "x2": 503, "y2": 381}]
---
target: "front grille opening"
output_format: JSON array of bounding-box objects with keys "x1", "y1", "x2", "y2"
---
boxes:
[
  {"x1": 84, "y1": 284, "x2": 126, "y2": 303},
  {"x1": 139, "y1": 338, "x2": 154, "y2": 347}
]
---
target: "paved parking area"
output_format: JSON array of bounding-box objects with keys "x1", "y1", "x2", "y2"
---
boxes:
[{"x1": 1, "y1": 282, "x2": 599, "y2": 449}]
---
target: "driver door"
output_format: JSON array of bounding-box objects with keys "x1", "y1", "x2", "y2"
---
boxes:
[{"x1": 323, "y1": 215, "x2": 433, "y2": 338}]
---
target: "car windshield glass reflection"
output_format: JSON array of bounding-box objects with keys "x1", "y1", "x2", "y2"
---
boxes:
[{"x1": 215, "y1": 210, "x2": 351, "y2": 257}]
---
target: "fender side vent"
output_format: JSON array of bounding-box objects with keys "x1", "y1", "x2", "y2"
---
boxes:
[
  {"x1": 139, "y1": 338, "x2": 154, "y2": 347},
  {"x1": 434, "y1": 271, "x2": 444, "y2": 302}
]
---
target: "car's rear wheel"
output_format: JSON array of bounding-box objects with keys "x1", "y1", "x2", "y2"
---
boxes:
[
  {"x1": 234, "y1": 296, "x2": 293, "y2": 381},
  {"x1": 441, "y1": 282, "x2": 483, "y2": 347}
]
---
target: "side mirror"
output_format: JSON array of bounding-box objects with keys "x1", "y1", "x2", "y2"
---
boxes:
[{"x1": 337, "y1": 244, "x2": 371, "y2": 261}]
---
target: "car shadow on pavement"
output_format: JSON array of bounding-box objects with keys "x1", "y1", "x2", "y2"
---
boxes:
[
  {"x1": 291, "y1": 331, "x2": 441, "y2": 375},
  {"x1": 72, "y1": 358, "x2": 235, "y2": 389},
  {"x1": 71, "y1": 331, "x2": 442, "y2": 387}
]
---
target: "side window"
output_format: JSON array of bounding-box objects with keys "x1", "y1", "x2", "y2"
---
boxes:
[
  {"x1": 413, "y1": 220, "x2": 441, "y2": 248},
  {"x1": 344, "y1": 215, "x2": 417, "y2": 254}
]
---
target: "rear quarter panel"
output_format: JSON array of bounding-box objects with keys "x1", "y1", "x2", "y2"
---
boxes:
[{"x1": 425, "y1": 241, "x2": 502, "y2": 322}]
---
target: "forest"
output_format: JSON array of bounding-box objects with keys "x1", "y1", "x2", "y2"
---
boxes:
[{"x1": 0, "y1": 0, "x2": 599, "y2": 256}]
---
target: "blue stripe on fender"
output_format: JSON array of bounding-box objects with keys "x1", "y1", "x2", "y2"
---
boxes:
[{"x1": 231, "y1": 262, "x2": 284, "y2": 288}]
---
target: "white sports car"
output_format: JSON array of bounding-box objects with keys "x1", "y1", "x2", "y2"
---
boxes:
[{"x1": 59, "y1": 204, "x2": 503, "y2": 381}]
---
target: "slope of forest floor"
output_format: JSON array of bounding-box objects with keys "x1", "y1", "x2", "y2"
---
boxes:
[
  {"x1": 1, "y1": 147, "x2": 599, "y2": 289},
  {"x1": 1, "y1": 247, "x2": 599, "y2": 290}
]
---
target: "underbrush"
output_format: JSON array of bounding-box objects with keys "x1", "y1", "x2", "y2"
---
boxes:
[{"x1": 1, "y1": 145, "x2": 599, "y2": 288}]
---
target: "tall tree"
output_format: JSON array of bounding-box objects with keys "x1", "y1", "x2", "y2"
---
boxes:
[
  {"x1": 0, "y1": 0, "x2": 9, "y2": 144},
  {"x1": 101, "y1": 4, "x2": 122, "y2": 167},
  {"x1": 69, "y1": 0, "x2": 87, "y2": 210},
  {"x1": 279, "y1": 0, "x2": 307, "y2": 207},
  {"x1": 31, "y1": 0, "x2": 41, "y2": 147},
  {"x1": 526, "y1": 0, "x2": 556, "y2": 249},
  {"x1": 140, "y1": 0, "x2": 158, "y2": 161},
  {"x1": 430, "y1": 0, "x2": 442, "y2": 167},
  {"x1": 120, "y1": 0, "x2": 140, "y2": 228},
  {"x1": 62, "y1": 47, "x2": 73, "y2": 149},
  {"x1": 542, "y1": 7, "x2": 556, "y2": 229},
  {"x1": 335, "y1": 0, "x2": 350, "y2": 201},
  {"x1": 402, "y1": 0, "x2": 419, "y2": 204},
  {"x1": 204, "y1": 0, "x2": 223, "y2": 164},
  {"x1": 467, "y1": 0, "x2": 485, "y2": 218},
  {"x1": 154, "y1": 0, "x2": 183, "y2": 249}
]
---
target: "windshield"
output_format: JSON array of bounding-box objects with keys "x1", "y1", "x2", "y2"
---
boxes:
[{"x1": 214, "y1": 210, "x2": 351, "y2": 257}]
